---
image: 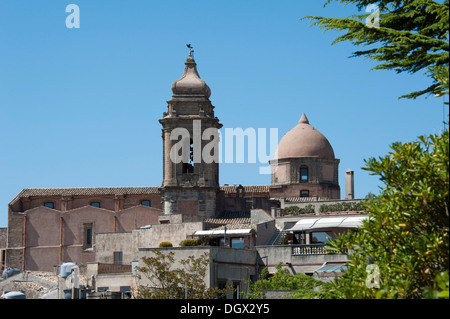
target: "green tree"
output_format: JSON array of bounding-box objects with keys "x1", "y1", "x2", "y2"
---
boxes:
[
  {"x1": 433, "y1": 64, "x2": 449, "y2": 99},
  {"x1": 324, "y1": 128, "x2": 449, "y2": 298},
  {"x1": 247, "y1": 263, "x2": 332, "y2": 299},
  {"x1": 302, "y1": 0, "x2": 449, "y2": 99},
  {"x1": 134, "y1": 250, "x2": 229, "y2": 299}
]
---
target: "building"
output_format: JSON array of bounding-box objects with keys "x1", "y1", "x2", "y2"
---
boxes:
[
  {"x1": 2, "y1": 51, "x2": 366, "y2": 298},
  {"x1": 270, "y1": 113, "x2": 340, "y2": 199},
  {"x1": 4, "y1": 185, "x2": 272, "y2": 272},
  {"x1": 160, "y1": 50, "x2": 222, "y2": 218}
]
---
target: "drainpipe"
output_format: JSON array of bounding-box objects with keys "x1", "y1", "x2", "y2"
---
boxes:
[
  {"x1": 59, "y1": 217, "x2": 63, "y2": 264},
  {"x1": 22, "y1": 215, "x2": 27, "y2": 271},
  {"x1": 223, "y1": 225, "x2": 227, "y2": 247}
]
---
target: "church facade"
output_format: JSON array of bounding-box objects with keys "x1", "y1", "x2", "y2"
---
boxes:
[{"x1": 2, "y1": 52, "x2": 351, "y2": 273}]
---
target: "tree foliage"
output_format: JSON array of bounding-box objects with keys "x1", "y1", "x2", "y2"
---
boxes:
[
  {"x1": 324, "y1": 128, "x2": 449, "y2": 298},
  {"x1": 247, "y1": 264, "x2": 332, "y2": 299},
  {"x1": 302, "y1": 0, "x2": 449, "y2": 99},
  {"x1": 319, "y1": 201, "x2": 363, "y2": 213},
  {"x1": 134, "y1": 250, "x2": 229, "y2": 299}
]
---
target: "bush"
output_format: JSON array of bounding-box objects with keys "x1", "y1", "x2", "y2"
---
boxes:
[
  {"x1": 179, "y1": 238, "x2": 200, "y2": 247},
  {"x1": 283, "y1": 204, "x2": 315, "y2": 215},
  {"x1": 283, "y1": 206, "x2": 300, "y2": 215},
  {"x1": 319, "y1": 201, "x2": 362, "y2": 213},
  {"x1": 246, "y1": 264, "x2": 332, "y2": 299},
  {"x1": 135, "y1": 250, "x2": 230, "y2": 299},
  {"x1": 159, "y1": 241, "x2": 173, "y2": 248}
]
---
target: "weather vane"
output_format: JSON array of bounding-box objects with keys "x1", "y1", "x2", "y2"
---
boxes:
[{"x1": 186, "y1": 44, "x2": 194, "y2": 58}]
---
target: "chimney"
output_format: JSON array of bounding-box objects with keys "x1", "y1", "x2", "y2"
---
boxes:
[{"x1": 345, "y1": 169, "x2": 354, "y2": 200}]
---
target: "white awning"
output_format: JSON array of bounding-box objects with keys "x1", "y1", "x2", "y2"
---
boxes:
[
  {"x1": 289, "y1": 215, "x2": 368, "y2": 232},
  {"x1": 194, "y1": 229, "x2": 253, "y2": 236},
  {"x1": 314, "y1": 263, "x2": 348, "y2": 273}
]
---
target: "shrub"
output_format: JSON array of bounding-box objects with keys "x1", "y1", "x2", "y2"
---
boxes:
[
  {"x1": 179, "y1": 238, "x2": 200, "y2": 247},
  {"x1": 283, "y1": 204, "x2": 315, "y2": 215},
  {"x1": 319, "y1": 201, "x2": 362, "y2": 213},
  {"x1": 159, "y1": 241, "x2": 173, "y2": 248},
  {"x1": 283, "y1": 206, "x2": 300, "y2": 215},
  {"x1": 246, "y1": 264, "x2": 332, "y2": 299}
]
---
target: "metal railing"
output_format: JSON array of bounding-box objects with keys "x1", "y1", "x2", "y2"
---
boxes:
[
  {"x1": 291, "y1": 244, "x2": 329, "y2": 255},
  {"x1": 97, "y1": 263, "x2": 131, "y2": 274}
]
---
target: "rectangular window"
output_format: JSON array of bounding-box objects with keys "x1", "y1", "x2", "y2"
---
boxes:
[
  {"x1": 300, "y1": 167, "x2": 308, "y2": 182},
  {"x1": 231, "y1": 238, "x2": 245, "y2": 249},
  {"x1": 120, "y1": 286, "x2": 131, "y2": 298},
  {"x1": 83, "y1": 223, "x2": 93, "y2": 249},
  {"x1": 1, "y1": 250, "x2": 5, "y2": 269},
  {"x1": 311, "y1": 232, "x2": 332, "y2": 244},
  {"x1": 114, "y1": 251, "x2": 123, "y2": 265}
]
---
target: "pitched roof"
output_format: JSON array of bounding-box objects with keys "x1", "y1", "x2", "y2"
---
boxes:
[
  {"x1": 204, "y1": 211, "x2": 251, "y2": 226},
  {"x1": 9, "y1": 185, "x2": 271, "y2": 206},
  {"x1": 9, "y1": 187, "x2": 160, "y2": 206},
  {"x1": 283, "y1": 197, "x2": 329, "y2": 202}
]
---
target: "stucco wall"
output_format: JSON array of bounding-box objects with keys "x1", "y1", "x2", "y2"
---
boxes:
[
  {"x1": 95, "y1": 221, "x2": 204, "y2": 264},
  {"x1": 6, "y1": 203, "x2": 162, "y2": 271}
]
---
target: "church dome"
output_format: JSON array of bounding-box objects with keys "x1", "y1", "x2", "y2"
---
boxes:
[
  {"x1": 171, "y1": 54, "x2": 211, "y2": 98},
  {"x1": 274, "y1": 113, "x2": 335, "y2": 160}
]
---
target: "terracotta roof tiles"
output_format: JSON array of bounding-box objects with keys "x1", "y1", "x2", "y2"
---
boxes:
[{"x1": 9, "y1": 185, "x2": 270, "y2": 206}]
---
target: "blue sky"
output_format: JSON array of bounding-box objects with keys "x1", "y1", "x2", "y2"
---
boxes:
[{"x1": 0, "y1": 0, "x2": 447, "y2": 227}]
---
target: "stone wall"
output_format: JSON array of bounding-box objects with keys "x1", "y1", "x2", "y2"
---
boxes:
[{"x1": 94, "y1": 219, "x2": 204, "y2": 264}]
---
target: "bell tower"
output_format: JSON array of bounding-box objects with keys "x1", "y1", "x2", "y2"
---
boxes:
[{"x1": 159, "y1": 49, "x2": 222, "y2": 218}]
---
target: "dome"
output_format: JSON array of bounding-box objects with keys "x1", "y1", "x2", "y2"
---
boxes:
[
  {"x1": 171, "y1": 54, "x2": 211, "y2": 98},
  {"x1": 274, "y1": 113, "x2": 335, "y2": 159}
]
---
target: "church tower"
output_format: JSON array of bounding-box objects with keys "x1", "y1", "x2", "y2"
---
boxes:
[{"x1": 159, "y1": 50, "x2": 222, "y2": 218}]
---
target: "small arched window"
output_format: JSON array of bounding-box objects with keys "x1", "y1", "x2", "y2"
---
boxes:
[
  {"x1": 300, "y1": 190, "x2": 310, "y2": 197},
  {"x1": 90, "y1": 202, "x2": 101, "y2": 208},
  {"x1": 300, "y1": 165, "x2": 309, "y2": 182},
  {"x1": 141, "y1": 200, "x2": 151, "y2": 207},
  {"x1": 44, "y1": 202, "x2": 55, "y2": 209}
]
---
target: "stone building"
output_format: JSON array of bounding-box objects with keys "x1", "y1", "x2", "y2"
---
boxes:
[
  {"x1": 5, "y1": 187, "x2": 163, "y2": 271},
  {"x1": 159, "y1": 50, "x2": 222, "y2": 218},
  {"x1": 270, "y1": 113, "x2": 340, "y2": 199},
  {"x1": 4, "y1": 185, "x2": 272, "y2": 272},
  {"x1": 2, "y1": 51, "x2": 362, "y2": 293}
]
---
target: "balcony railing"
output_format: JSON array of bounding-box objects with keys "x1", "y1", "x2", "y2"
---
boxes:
[
  {"x1": 291, "y1": 244, "x2": 329, "y2": 255},
  {"x1": 97, "y1": 263, "x2": 131, "y2": 274}
]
